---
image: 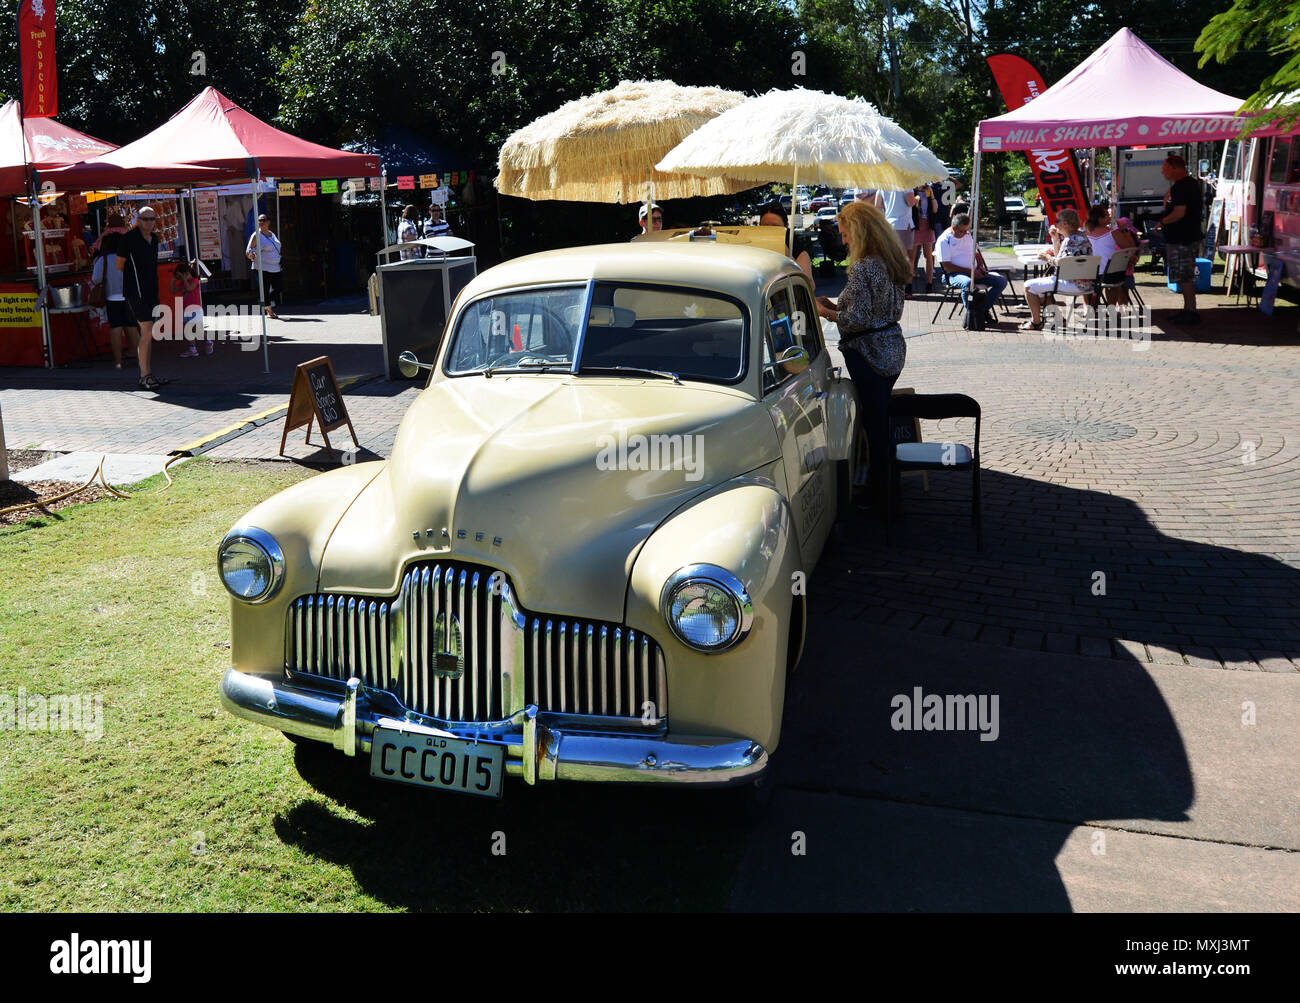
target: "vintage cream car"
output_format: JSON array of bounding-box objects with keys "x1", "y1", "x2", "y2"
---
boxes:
[{"x1": 218, "y1": 232, "x2": 859, "y2": 801}]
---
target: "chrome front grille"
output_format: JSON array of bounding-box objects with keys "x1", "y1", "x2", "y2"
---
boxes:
[
  {"x1": 285, "y1": 561, "x2": 667, "y2": 726},
  {"x1": 288, "y1": 594, "x2": 392, "y2": 690},
  {"x1": 400, "y1": 564, "x2": 505, "y2": 723},
  {"x1": 524, "y1": 620, "x2": 661, "y2": 719}
]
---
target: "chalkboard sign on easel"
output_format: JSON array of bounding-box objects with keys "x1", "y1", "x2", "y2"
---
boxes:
[{"x1": 280, "y1": 355, "x2": 359, "y2": 459}]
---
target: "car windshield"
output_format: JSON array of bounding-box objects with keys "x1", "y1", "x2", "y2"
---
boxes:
[
  {"x1": 445, "y1": 282, "x2": 748, "y2": 384},
  {"x1": 444, "y1": 286, "x2": 587, "y2": 374}
]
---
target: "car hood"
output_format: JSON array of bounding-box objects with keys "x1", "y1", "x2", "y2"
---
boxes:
[{"x1": 319, "y1": 375, "x2": 780, "y2": 622}]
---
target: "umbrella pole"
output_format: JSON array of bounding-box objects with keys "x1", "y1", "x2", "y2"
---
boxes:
[
  {"x1": 789, "y1": 167, "x2": 798, "y2": 256},
  {"x1": 644, "y1": 169, "x2": 653, "y2": 232},
  {"x1": 971, "y1": 142, "x2": 982, "y2": 253},
  {"x1": 379, "y1": 167, "x2": 389, "y2": 248},
  {"x1": 254, "y1": 167, "x2": 270, "y2": 374}
]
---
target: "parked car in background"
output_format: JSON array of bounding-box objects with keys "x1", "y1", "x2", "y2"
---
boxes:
[
  {"x1": 218, "y1": 235, "x2": 860, "y2": 808},
  {"x1": 808, "y1": 195, "x2": 835, "y2": 211},
  {"x1": 1003, "y1": 195, "x2": 1028, "y2": 221},
  {"x1": 809, "y1": 206, "x2": 838, "y2": 230}
]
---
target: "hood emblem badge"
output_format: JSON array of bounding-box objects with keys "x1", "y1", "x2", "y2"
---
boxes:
[
  {"x1": 433, "y1": 611, "x2": 464, "y2": 679},
  {"x1": 412, "y1": 527, "x2": 503, "y2": 547}
]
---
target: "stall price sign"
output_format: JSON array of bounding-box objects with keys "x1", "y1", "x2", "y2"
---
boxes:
[
  {"x1": 419, "y1": 174, "x2": 440, "y2": 189},
  {"x1": 278, "y1": 182, "x2": 295, "y2": 196},
  {"x1": 280, "y1": 356, "x2": 358, "y2": 459},
  {"x1": 349, "y1": 178, "x2": 366, "y2": 193},
  {"x1": 196, "y1": 190, "x2": 222, "y2": 261},
  {"x1": 300, "y1": 182, "x2": 318, "y2": 197},
  {"x1": 369, "y1": 177, "x2": 383, "y2": 192},
  {"x1": 321, "y1": 179, "x2": 339, "y2": 194},
  {"x1": 0, "y1": 290, "x2": 39, "y2": 327},
  {"x1": 397, "y1": 176, "x2": 415, "y2": 190}
]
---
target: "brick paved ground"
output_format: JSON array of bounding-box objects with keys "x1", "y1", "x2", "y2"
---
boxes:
[{"x1": 3, "y1": 263, "x2": 1297, "y2": 669}]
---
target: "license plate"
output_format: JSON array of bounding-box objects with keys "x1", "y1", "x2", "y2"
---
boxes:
[{"x1": 369, "y1": 727, "x2": 505, "y2": 798}]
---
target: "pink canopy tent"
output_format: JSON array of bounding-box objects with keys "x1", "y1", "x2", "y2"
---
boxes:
[
  {"x1": 39, "y1": 86, "x2": 379, "y2": 187},
  {"x1": 0, "y1": 99, "x2": 116, "y2": 194},
  {"x1": 969, "y1": 28, "x2": 1287, "y2": 248},
  {"x1": 975, "y1": 28, "x2": 1284, "y2": 154}
]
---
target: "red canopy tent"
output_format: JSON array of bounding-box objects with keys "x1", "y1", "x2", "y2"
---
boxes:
[
  {"x1": 0, "y1": 99, "x2": 117, "y2": 194},
  {"x1": 40, "y1": 88, "x2": 383, "y2": 372},
  {"x1": 39, "y1": 86, "x2": 379, "y2": 187}
]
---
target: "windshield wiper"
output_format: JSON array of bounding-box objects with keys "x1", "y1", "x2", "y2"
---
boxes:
[
  {"x1": 482, "y1": 359, "x2": 568, "y2": 378},
  {"x1": 579, "y1": 365, "x2": 681, "y2": 383}
]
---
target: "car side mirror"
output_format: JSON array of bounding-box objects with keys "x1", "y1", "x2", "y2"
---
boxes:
[
  {"x1": 764, "y1": 345, "x2": 810, "y2": 376},
  {"x1": 398, "y1": 350, "x2": 433, "y2": 379}
]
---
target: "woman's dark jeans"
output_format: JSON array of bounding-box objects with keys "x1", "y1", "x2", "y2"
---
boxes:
[{"x1": 841, "y1": 344, "x2": 901, "y2": 508}]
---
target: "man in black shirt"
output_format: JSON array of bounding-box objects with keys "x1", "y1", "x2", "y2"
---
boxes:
[
  {"x1": 1157, "y1": 155, "x2": 1204, "y2": 325},
  {"x1": 115, "y1": 206, "x2": 168, "y2": 390}
]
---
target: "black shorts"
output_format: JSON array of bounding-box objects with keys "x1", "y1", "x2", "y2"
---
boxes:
[
  {"x1": 124, "y1": 293, "x2": 159, "y2": 326},
  {"x1": 105, "y1": 299, "x2": 137, "y2": 329}
]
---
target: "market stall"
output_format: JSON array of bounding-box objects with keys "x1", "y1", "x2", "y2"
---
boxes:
[
  {"x1": 971, "y1": 29, "x2": 1287, "y2": 259},
  {"x1": 0, "y1": 100, "x2": 117, "y2": 367},
  {"x1": 40, "y1": 87, "x2": 381, "y2": 372}
]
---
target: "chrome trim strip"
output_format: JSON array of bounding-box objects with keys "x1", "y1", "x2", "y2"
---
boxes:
[
  {"x1": 558, "y1": 621, "x2": 568, "y2": 714},
  {"x1": 599, "y1": 625, "x2": 609, "y2": 716},
  {"x1": 585, "y1": 624, "x2": 594, "y2": 717},
  {"x1": 613, "y1": 628, "x2": 622, "y2": 714}
]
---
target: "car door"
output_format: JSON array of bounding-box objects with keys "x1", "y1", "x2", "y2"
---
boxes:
[{"x1": 762, "y1": 277, "x2": 835, "y2": 565}]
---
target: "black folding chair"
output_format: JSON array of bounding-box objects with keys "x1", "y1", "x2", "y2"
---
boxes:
[{"x1": 886, "y1": 393, "x2": 982, "y2": 551}]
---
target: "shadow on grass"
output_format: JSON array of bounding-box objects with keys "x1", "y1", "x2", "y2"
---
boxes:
[{"x1": 275, "y1": 745, "x2": 750, "y2": 911}]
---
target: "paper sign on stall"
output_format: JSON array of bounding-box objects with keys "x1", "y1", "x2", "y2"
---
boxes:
[
  {"x1": 195, "y1": 190, "x2": 222, "y2": 261},
  {"x1": 278, "y1": 182, "x2": 295, "y2": 196}
]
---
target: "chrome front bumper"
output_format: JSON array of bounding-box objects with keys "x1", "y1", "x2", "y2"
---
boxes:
[{"x1": 220, "y1": 668, "x2": 768, "y2": 787}]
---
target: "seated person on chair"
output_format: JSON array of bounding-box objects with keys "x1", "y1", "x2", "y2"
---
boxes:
[
  {"x1": 1109, "y1": 216, "x2": 1141, "y2": 305},
  {"x1": 935, "y1": 213, "x2": 1007, "y2": 323},
  {"x1": 1021, "y1": 208, "x2": 1093, "y2": 330}
]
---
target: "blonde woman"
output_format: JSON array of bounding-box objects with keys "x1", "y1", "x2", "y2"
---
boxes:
[{"x1": 816, "y1": 201, "x2": 910, "y2": 510}]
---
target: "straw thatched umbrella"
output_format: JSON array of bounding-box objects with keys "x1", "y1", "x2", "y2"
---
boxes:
[
  {"x1": 496, "y1": 80, "x2": 754, "y2": 208},
  {"x1": 656, "y1": 87, "x2": 947, "y2": 251}
]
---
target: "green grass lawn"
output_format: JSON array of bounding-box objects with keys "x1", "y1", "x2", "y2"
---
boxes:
[{"x1": 0, "y1": 460, "x2": 746, "y2": 911}]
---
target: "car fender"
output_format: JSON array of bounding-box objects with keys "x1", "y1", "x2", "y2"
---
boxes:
[
  {"x1": 625, "y1": 473, "x2": 803, "y2": 753},
  {"x1": 226, "y1": 461, "x2": 386, "y2": 678}
]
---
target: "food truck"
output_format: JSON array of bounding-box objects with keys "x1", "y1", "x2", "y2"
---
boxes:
[{"x1": 1216, "y1": 132, "x2": 1300, "y2": 293}]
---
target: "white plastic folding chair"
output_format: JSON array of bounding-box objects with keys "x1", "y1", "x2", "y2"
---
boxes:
[{"x1": 1049, "y1": 254, "x2": 1101, "y2": 326}]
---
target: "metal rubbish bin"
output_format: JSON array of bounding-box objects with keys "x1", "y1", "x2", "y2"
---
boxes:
[{"x1": 375, "y1": 236, "x2": 476, "y2": 379}]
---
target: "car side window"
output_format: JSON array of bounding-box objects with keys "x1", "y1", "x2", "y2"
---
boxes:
[
  {"x1": 763, "y1": 283, "x2": 797, "y2": 395},
  {"x1": 790, "y1": 282, "x2": 824, "y2": 358}
]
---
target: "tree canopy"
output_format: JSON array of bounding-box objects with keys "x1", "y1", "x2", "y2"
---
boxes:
[{"x1": 1197, "y1": 0, "x2": 1300, "y2": 131}]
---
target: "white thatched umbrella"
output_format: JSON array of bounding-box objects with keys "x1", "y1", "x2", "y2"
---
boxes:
[
  {"x1": 496, "y1": 80, "x2": 754, "y2": 209},
  {"x1": 656, "y1": 87, "x2": 947, "y2": 251}
]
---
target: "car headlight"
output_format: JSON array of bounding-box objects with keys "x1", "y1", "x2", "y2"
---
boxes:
[
  {"x1": 218, "y1": 527, "x2": 285, "y2": 603},
  {"x1": 660, "y1": 564, "x2": 754, "y2": 652}
]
